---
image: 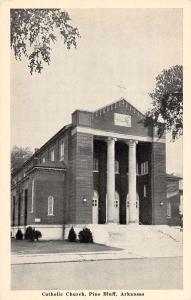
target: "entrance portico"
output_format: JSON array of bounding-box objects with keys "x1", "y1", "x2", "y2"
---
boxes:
[{"x1": 105, "y1": 137, "x2": 138, "y2": 224}]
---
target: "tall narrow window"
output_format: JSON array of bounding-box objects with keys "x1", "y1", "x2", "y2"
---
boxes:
[
  {"x1": 115, "y1": 160, "x2": 119, "y2": 174},
  {"x1": 136, "y1": 163, "x2": 139, "y2": 175},
  {"x1": 140, "y1": 161, "x2": 148, "y2": 175},
  {"x1": 143, "y1": 185, "x2": 147, "y2": 197},
  {"x1": 42, "y1": 157, "x2": 46, "y2": 163},
  {"x1": 167, "y1": 202, "x2": 171, "y2": 218},
  {"x1": 60, "y1": 141, "x2": 64, "y2": 160},
  {"x1": 50, "y1": 149, "x2": 55, "y2": 161},
  {"x1": 93, "y1": 158, "x2": 99, "y2": 172},
  {"x1": 48, "y1": 196, "x2": 54, "y2": 216}
]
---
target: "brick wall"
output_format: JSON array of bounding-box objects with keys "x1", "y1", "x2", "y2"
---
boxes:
[
  {"x1": 167, "y1": 178, "x2": 181, "y2": 226},
  {"x1": 167, "y1": 195, "x2": 181, "y2": 226},
  {"x1": 151, "y1": 142, "x2": 167, "y2": 224},
  {"x1": 92, "y1": 104, "x2": 152, "y2": 138},
  {"x1": 34, "y1": 169, "x2": 66, "y2": 224},
  {"x1": 68, "y1": 132, "x2": 93, "y2": 224}
]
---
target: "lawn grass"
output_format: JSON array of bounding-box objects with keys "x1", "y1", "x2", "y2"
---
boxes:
[{"x1": 11, "y1": 238, "x2": 122, "y2": 255}]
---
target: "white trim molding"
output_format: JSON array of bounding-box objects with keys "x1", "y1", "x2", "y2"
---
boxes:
[{"x1": 71, "y1": 126, "x2": 165, "y2": 143}]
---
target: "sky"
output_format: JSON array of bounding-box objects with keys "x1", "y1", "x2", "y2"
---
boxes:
[{"x1": 11, "y1": 8, "x2": 183, "y2": 175}]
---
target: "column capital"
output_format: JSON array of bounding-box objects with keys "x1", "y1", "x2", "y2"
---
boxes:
[
  {"x1": 107, "y1": 137, "x2": 117, "y2": 143},
  {"x1": 125, "y1": 139, "x2": 138, "y2": 146}
]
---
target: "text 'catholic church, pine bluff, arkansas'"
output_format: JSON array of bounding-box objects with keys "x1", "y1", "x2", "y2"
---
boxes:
[{"x1": 11, "y1": 99, "x2": 182, "y2": 240}]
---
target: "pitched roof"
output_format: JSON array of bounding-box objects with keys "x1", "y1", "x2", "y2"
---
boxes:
[{"x1": 93, "y1": 98, "x2": 145, "y2": 118}]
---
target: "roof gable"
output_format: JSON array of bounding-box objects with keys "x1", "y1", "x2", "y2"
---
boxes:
[
  {"x1": 93, "y1": 98, "x2": 144, "y2": 119},
  {"x1": 91, "y1": 98, "x2": 153, "y2": 138}
]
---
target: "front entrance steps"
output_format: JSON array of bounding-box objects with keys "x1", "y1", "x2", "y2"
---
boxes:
[
  {"x1": 64, "y1": 224, "x2": 183, "y2": 247},
  {"x1": 103, "y1": 224, "x2": 183, "y2": 258}
]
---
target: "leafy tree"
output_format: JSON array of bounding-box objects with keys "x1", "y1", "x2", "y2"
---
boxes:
[
  {"x1": 11, "y1": 146, "x2": 33, "y2": 172},
  {"x1": 144, "y1": 65, "x2": 183, "y2": 140},
  {"x1": 11, "y1": 9, "x2": 80, "y2": 74}
]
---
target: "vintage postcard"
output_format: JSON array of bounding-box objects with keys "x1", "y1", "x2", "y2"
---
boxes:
[{"x1": 0, "y1": 0, "x2": 191, "y2": 299}]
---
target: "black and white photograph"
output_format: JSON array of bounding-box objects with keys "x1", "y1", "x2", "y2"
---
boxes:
[{"x1": 1, "y1": 1, "x2": 191, "y2": 299}]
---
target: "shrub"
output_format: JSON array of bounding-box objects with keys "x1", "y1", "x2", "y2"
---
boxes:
[
  {"x1": 25, "y1": 226, "x2": 34, "y2": 241},
  {"x1": 68, "y1": 227, "x2": 77, "y2": 242},
  {"x1": 25, "y1": 227, "x2": 42, "y2": 241},
  {"x1": 16, "y1": 229, "x2": 23, "y2": 240},
  {"x1": 34, "y1": 230, "x2": 42, "y2": 241},
  {"x1": 79, "y1": 227, "x2": 93, "y2": 243}
]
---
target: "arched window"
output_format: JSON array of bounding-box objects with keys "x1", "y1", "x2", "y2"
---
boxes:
[{"x1": 48, "y1": 196, "x2": 54, "y2": 216}]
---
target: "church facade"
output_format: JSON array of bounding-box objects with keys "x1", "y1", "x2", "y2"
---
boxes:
[{"x1": 11, "y1": 99, "x2": 168, "y2": 239}]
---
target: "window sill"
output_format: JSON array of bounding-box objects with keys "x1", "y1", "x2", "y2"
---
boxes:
[
  {"x1": 93, "y1": 170, "x2": 99, "y2": 173},
  {"x1": 47, "y1": 214, "x2": 55, "y2": 217}
]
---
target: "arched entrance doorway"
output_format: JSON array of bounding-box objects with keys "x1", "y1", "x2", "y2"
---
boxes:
[
  {"x1": 105, "y1": 191, "x2": 120, "y2": 223},
  {"x1": 126, "y1": 193, "x2": 139, "y2": 224},
  {"x1": 92, "y1": 190, "x2": 99, "y2": 224}
]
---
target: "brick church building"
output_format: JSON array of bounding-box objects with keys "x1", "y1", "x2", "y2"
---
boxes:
[{"x1": 11, "y1": 99, "x2": 181, "y2": 240}]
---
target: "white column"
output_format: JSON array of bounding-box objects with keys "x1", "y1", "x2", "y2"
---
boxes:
[
  {"x1": 128, "y1": 140, "x2": 138, "y2": 223},
  {"x1": 107, "y1": 137, "x2": 116, "y2": 223}
]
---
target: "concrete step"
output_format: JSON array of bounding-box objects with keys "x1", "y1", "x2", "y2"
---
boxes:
[{"x1": 64, "y1": 224, "x2": 183, "y2": 246}]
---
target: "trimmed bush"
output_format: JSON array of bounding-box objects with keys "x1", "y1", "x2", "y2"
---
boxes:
[
  {"x1": 79, "y1": 227, "x2": 93, "y2": 243},
  {"x1": 34, "y1": 230, "x2": 42, "y2": 241},
  {"x1": 16, "y1": 229, "x2": 23, "y2": 240},
  {"x1": 25, "y1": 226, "x2": 34, "y2": 241},
  {"x1": 68, "y1": 227, "x2": 77, "y2": 242},
  {"x1": 25, "y1": 226, "x2": 42, "y2": 241}
]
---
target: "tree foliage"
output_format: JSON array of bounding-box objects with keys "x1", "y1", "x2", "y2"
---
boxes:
[
  {"x1": 11, "y1": 146, "x2": 33, "y2": 172},
  {"x1": 11, "y1": 9, "x2": 80, "y2": 74},
  {"x1": 144, "y1": 65, "x2": 183, "y2": 140}
]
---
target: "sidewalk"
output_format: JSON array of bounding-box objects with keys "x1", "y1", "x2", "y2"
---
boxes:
[
  {"x1": 11, "y1": 226, "x2": 183, "y2": 265},
  {"x1": 11, "y1": 249, "x2": 145, "y2": 265},
  {"x1": 11, "y1": 241, "x2": 182, "y2": 265}
]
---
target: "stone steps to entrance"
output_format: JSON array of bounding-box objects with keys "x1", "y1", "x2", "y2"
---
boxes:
[{"x1": 65, "y1": 224, "x2": 182, "y2": 246}]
